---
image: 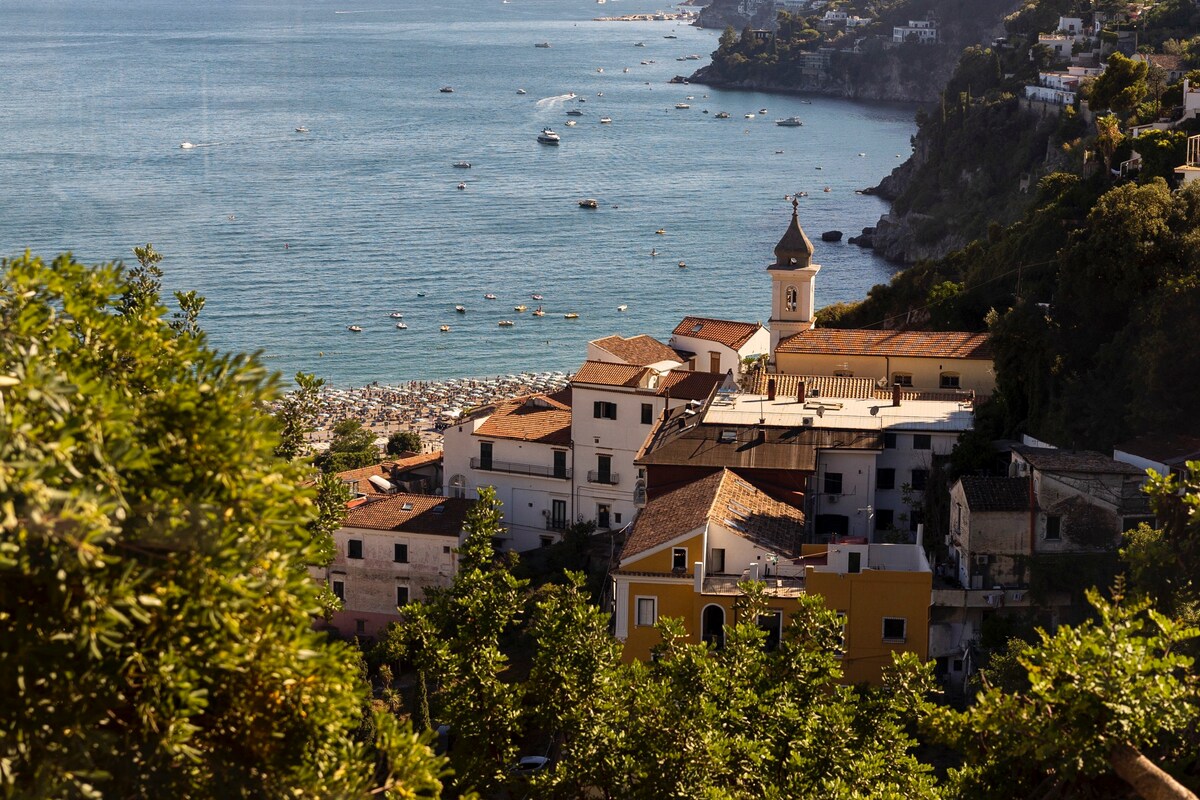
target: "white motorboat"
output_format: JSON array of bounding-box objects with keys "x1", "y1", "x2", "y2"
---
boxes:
[
  {"x1": 484, "y1": 293, "x2": 497, "y2": 300},
  {"x1": 180, "y1": 142, "x2": 195, "y2": 149},
  {"x1": 675, "y1": 103, "x2": 690, "y2": 109},
  {"x1": 537, "y1": 128, "x2": 560, "y2": 144},
  {"x1": 453, "y1": 161, "x2": 471, "y2": 168},
  {"x1": 565, "y1": 120, "x2": 577, "y2": 126},
  {"x1": 295, "y1": 126, "x2": 309, "y2": 133},
  {"x1": 439, "y1": 86, "x2": 454, "y2": 93},
  {"x1": 535, "y1": 42, "x2": 551, "y2": 48},
  {"x1": 566, "y1": 109, "x2": 584, "y2": 116},
  {"x1": 498, "y1": 320, "x2": 515, "y2": 327},
  {"x1": 579, "y1": 198, "x2": 598, "y2": 208},
  {"x1": 563, "y1": 313, "x2": 579, "y2": 319},
  {"x1": 396, "y1": 322, "x2": 408, "y2": 329},
  {"x1": 347, "y1": 325, "x2": 363, "y2": 332},
  {"x1": 599, "y1": 116, "x2": 612, "y2": 124},
  {"x1": 617, "y1": 304, "x2": 628, "y2": 311},
  {"x1": 455, "y1": 305, "x2": 466, "y2": 313},
  {"x1": 775, "y1": 117, "x2": 803, "y2": 127},
  {"x1": 389, "y1": 312, "x2": 404, "y2": 318},
  {"x1": 440, "y1": 325, "x2": 451, "y2": 332},
  {"x1": 744, "y1": 113, "x2": 755, "y2": 119},
  {"x1": 517, "y1": 88, "x2": 527, "y2": 94}
]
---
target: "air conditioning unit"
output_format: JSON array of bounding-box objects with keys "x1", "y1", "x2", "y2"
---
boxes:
[
  {"x1": 827, "y1": 494, "x2": 840, "y2": 504},
  {"x1": 801, "y1": 416, "x2": 815, "y2": 426},
  {"x1": 974, "y1": 554, "x2": 988, "y2": 566}
]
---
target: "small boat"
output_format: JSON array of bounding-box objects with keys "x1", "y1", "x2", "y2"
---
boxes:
[
  {"x1": 579, "y1": 198, "x2": 598, "y2": 209},
  {"x1": 823, "y1": 186, "x2": 831, "y2": 193},
  {"x1": 417, "y1": 291, "x2": 427, "y2": 297},
  {"x1": 858, "y1": 152, "x2": 866, "y2": 157},
  {"x1": 440, "y1": 325, "x2": 451, "y2": 332},
  {"x1": 295, "y1": 126, "x2": 309, "y2": 133},
  {"x1": 596, "y1": 68, "x2": 604, "y2": 73},
  {"x1": 535, "y1": 42, "x2": 551, "y2": 48},
  {"x1": 617, "y1": 304, "x2": 628, "y2": 311},
  {"x1": 498, "y1": 320, "x2": 515, "y2": 327},
  {"x1": 537, "y1": 128, "x2": 560, "y2": 144},
  {"x1": 457, "y1": 182, "x2": 466, "y2": 190},
  {"x1": 484, "y1": 293, "x2": 497, "y2": 300},
  {"x1": 715, "y1": 112, "x2": 730, "y2": 119},
  {"x1": 703, "y1": 109, "x2": 709, "y2": 114},
  {"x1": 531, "y1": 293, "x2": 544, "y2": 300},
  {"x1": 650, "y1": 248, "x2": 658, "y2": 257},
  {"x1": 440, "y1": 86, "x2": 454, "y2": 93},
  {"x1": 635, "y1": 41, "x2": 645, "y2": 47},
  {"x1": 514, "y1": 304, "x2": 527, "y2": 312},
  {"x1": 623, "y1": 68, "x2": 629, "y2": 73},
  {"x1": 565, "y1": 120, "x2": 577, "y2": 127},
  {"x1": 759, "y1": 108, "x2": 768, "y2": 114},
  {"x1": 180, "y1": 142, "x2": 195, "y2": 149},
  {"x1": 532, "y1": 306, "x2": 545, "y2": 317},
  {"x1": 775, "y1": 117, "x2": 803, "y2": 127},
  {"x1": 348, "y1": 325, "x2": 363, "y2": 332},
  {"x1": 664, "y1": 34, "x2": 677, "y2": 39},
  {"x1": 566, "y1": 109, "x2": 584, "y2": 116},
  {"x1": 678, "y1": 261, "x2": 687, "y2": 268},
  {"x1": 686, "y1": 54, "x2": 701, "y2": 60},
  {"x1": 744, "y1": 113, "x2": 755, "y2": 119},
  {"x1": 517, "y1": 88, "x2": 527, "y2": 94},
  {"x1": 563, "y1": 313, "x2": 579, "y2": 319},
  {"x1": 455, "y1": 305, "x2": 466, "y2": 313},
  {"x1": 655, "y1": 229, "x2": 666, "y2": 235},
  {"x1": 453, "y1": 161, "x2": 471, "y2": 168},
  {"x1": 599, "y1": 116, "x2": 612, "y2": 124},
  {"x1": 396, "y1": 322, "x2": 408, "y2": 329},
  {"x1": 675, "y1": 103, "x2": 690, "y2": 109},
  {"x1": 389, "y1": 312, "x2": 404, "y2": 318}
]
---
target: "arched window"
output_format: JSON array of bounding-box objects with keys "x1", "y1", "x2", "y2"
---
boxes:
[
  {"x1": 449, "y1": 474, "x2": 467, "y2": 499},
  {"x1": 785, "y1": 285, "x2": 798, "y2": 312},
  {"x1": 702, "y1": 604, "x2": 726, "y2": 650}
]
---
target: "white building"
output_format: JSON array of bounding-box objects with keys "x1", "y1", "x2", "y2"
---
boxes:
[
  {"x1": 893, "y1": 19, "x2": 937, "y2": 44},
  {"x1": 1114, "y1": 433, "x2": 1200, "y2": 480},
  {"x1": 1177, "y1": 134, "x2": 1200, "y2": 186},
  {"x1": 1024, "y1": 70, "x2": 1080, "y2": 105},
  {"x1": 1036, "y1": 34, "x2": 1073, "y2": 61},
  {"x1": 318, "y1": 493, "x2": 473, "y2": 640},
  {"x1": 670, "y1": 316, "x2": 769, "y2": 376}
]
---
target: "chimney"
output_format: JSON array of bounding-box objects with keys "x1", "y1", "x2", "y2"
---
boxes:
[
  {"x1": 797, "y1": 380, "x2": 806, "y2": 403},
  {"x1": 767, "y1": 378, "x2": 776, "y2": 401},
  {"x1": 892, "y1": 383, "x2": 901, "y2": 407}
]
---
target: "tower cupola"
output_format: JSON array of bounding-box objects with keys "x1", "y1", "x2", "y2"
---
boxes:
[{"x1": 772, "y1": 198, "x2": 814, "y2": 268}]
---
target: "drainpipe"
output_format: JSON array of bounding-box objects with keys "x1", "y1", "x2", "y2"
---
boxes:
[{"x1": 1028, "y1": 473, "x2": 1037, "y2": 558}]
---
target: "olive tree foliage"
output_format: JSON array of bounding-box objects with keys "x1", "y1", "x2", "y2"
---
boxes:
[
  {"x1": 395, "y1": 486, "x2": 526, "y2": 797},
  {"x1": 387, "y1": 430, "x2": 423, "y2": 456},
  {"x1": 314, "y1": 418, "x2": 380, "y2": 473},
  {"x1": 273, "y1": 371, "x2": 324, "y2": 461},
  {"x1": 933, "y1": 589, "x2": 1199, "y2": 800},
  {"x1": 0, "y1": 253, "x2": 446, "y2": 798}
]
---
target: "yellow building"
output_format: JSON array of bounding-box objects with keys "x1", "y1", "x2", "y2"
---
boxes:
[{"x1": 612, "y1": 469, "x2": 932, "y2": 684}]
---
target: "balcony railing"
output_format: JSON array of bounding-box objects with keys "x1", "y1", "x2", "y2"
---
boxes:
[
  {"x1": 545, "y1": 518, "x2": 569, "y2": 531},
  {"x1": 587, "y1": 470, "x2": 620, "y2": 485},
  {"x1": 703, "y1": 575, "x2": 805, "y2": 595},
  {"x1": 470, "y1": 456, "x2": 570, "y2": 480}
]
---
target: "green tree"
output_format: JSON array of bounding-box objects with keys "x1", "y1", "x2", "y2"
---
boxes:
[
  {"x1": 931, "y1": 589, "x2": 1199, "y2": 800},
  {"x1": 387, "y1": 429, "x2": 423, "y2": 456},
  {"x1": 403, "y1": 487, "x2": 526, "y2": 796},
  {"x1": 1095, "y1": 113, "x2": 1124, "y2": 175},
  {"x1": 315, "y1": 418, "x2": 380, "y2": 473},
  {"x1": 1090, "y1": 52, "x2": 1150, "y2": 117},
  {"x1": 274, "y1": 372, "x2": 324, "y2": 461},
  {"x1": 0, "y1": 253, "x2": 446, "y2": 798}
]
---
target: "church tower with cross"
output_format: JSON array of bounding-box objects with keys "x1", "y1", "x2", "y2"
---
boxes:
[{"x1": 767, "y1": 198, "x2": 821, "y2": 356}]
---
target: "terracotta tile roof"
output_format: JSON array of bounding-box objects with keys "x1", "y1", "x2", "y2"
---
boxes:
[
  {"x1": 571, "y1": 360, "x2": 649, "y2": 388},
  {"x1": 622, "y1": 469, "x2": 805, "y2": 562},
  {"x1": 673, "y1": 317, "x2": 764, "y2": 351},
  {"x1": 776, "y1": 329, "x2": 992, "y2": 360},
  {"x1": 959, "y1": 476, "x2": 1030, "y2": 512},
  {"x1": 591, "y1": 335, "x2": 682, "y2": 367},
  {"x1": 1013, "y1": 446, "x2": 1144, "y2": 476},
  {"x1": 474, "y1": 393, "x2": 572, "y2": 445},
  {"x1": 343, "y1": 493, "x2": 472, "y2": 536},
  {"x1": 656, "y1": 370, "x2": 728, "y2": 401},
  {"x1": 337, "y1": 453, "x2": 443, "y2": 496}
]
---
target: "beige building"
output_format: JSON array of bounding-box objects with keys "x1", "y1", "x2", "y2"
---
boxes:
[
  {"x1": 319, "y1": 493, "x2": 473, "y2": 641},
  {"x1": 774, "y1": 328, "x2": 995, "y2": 395},
  {"x1": 669, "y1": 316, "x2": 769, "y2": 376}
]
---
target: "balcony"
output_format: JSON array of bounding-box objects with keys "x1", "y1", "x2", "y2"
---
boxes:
[
  {"x1": 470, "y1": 456, "x2": 570, "y2": 480},
  {"x1": 545, "y1": 518, "x2": 569, "y2": 531},
  {"x1": 703, "y1": 574, "x2": 805, "y2": 597},
  {"x1": 587, "y1": 470, "x2": 620, "y2": 485}
]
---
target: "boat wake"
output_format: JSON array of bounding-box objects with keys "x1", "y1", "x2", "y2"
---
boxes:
[{"x1": 535, "y1": 93, "x2": 576, "y2": 108}]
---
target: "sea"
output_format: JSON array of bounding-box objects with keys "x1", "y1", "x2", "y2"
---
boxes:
[{"x1": 0, "y1": 0, "x2": 917, "y2": 387}]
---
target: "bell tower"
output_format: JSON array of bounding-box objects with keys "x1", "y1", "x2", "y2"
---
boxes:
[{"x1": 767, "y1": 198, "x2": 821, "y2": 355}]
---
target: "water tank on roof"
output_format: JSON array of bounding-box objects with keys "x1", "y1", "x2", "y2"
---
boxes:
[{"x1": 369, "y1": 475, "x2": 396, "y2": 493}]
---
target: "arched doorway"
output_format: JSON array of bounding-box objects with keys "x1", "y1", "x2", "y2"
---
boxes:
[{"x1": 702, "y1": 604, "x2": 725, "y2": 650}]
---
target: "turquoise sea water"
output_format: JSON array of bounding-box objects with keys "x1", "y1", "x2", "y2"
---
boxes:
[{"x1": 0, "y1": 0, "x2": 916, "y2": 386}]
